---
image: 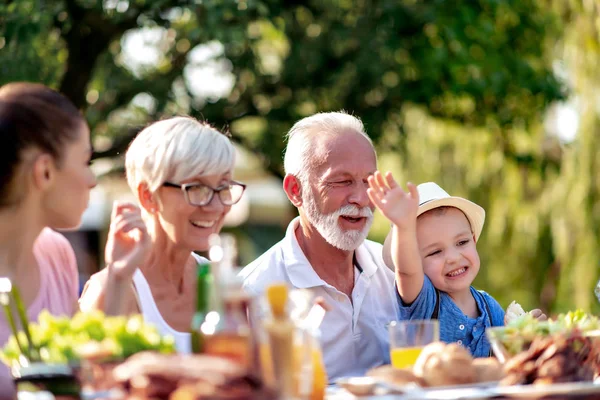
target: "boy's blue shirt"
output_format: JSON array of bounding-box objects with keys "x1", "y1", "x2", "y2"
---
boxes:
[{"x1": 397, "y1": 275, "x2": 505, "y2": 357}]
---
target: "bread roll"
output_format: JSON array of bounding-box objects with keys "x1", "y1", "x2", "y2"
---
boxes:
[
  {"x1": 472, "y1": 357, "x2": 505, "y2": 382},
  {"x1": 413, "y1": 341, "x2": 447, "y2": 378},
  {"x1": 366, "y1": 365, "x2": 424, "y2": 387},
  {"x1": 415, "y1": 342, "x2": 477, "y2": 387}
]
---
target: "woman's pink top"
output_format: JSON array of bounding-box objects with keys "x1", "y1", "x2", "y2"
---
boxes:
[
  {"x1": 0, "y1": 228, "x2": 78, "y2": 399},
  {"x1": 0, "y1": 228, "x2": 79, "y2": 346}
]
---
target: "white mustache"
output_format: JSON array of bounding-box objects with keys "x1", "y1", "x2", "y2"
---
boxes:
[{"x1": 337, "y1": 205, "x2": 373, "y2": 218}]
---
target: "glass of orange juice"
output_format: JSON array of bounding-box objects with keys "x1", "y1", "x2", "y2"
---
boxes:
[
  {"x1": 258, "y1": 329, "x2": 327, "y2": 400},
  {"x1": 389, "y1": 320, "x2": 439, "y2": 369}
]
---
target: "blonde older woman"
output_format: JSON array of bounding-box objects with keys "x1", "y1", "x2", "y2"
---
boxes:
[{"x1": 80, "y1": 116, "x2": 245, "y2": 353}]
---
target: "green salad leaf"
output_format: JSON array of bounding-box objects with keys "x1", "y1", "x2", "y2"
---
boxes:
[
  {"x1": 1, "y1": 310, "x2": 176, "y2": 365},
  {"x1": 488, "y1": 310, "x2": 600, "y2": 356}
]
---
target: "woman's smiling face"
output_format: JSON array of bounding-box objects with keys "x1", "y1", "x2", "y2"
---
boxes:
[{"x1": 153, "y1": 172, "x2": 233, "y2": 252}]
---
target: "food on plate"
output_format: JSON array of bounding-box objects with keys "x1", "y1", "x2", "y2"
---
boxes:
[
  {"x1": 412, "y1": 342, "x2": 446, "y2": 378},
  {"x1": 112, "y1": 351, "x2": 276, "y2": 399},
  {"x1": 487, "y1": 309, "x2": 600, "y2": 358},
  {"x1": 368, "y1": 342, "x2": 507, "y2": 390},
  {"x1": 414, "y1": 342, "x2": 477, "y2": 386},
  {"x1": 504, "y1": 301, "x2": 526, "y2": 324},
  {"x1": 500, "y1": 332, "x2": 596, "y2": 386},
  {"x1": 1, "y1": 310, "x2": 175, "y2": 366},
  {"x1": 366, "y1": 364, "x2": 424, "y2": 387},
  {"x1": 472, "y1": 357, "x2": 505, "y2": 383}
]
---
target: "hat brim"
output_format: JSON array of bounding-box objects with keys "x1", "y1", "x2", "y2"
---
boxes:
[{"x1": 417, "y1": 197, "x2": 486, "y2": 241}]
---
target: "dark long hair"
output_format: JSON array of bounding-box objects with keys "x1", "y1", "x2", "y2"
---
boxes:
[{"x1": 0, "y1": 82, "x2": 85, "y2": 207}]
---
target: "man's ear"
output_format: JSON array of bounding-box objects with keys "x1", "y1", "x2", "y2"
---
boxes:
[
  {"x1": 31, "y1": 153, "x2": 55, "y2": 190},
  {"x1": 138, "y1": 182, "x2": 158, "y2": 214},
  {"x1": 283, "y1": 174, "x2": 303, "y2": 207}
]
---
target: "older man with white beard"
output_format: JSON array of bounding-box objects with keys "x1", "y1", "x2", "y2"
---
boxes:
[{"x1": 239, "y1": 111, "x2": 399, "y2": 380}]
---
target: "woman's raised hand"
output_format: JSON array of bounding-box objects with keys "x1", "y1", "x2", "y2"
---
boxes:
[{"x1": 105, "y1": 201, "x2": 151, "y2": 280}]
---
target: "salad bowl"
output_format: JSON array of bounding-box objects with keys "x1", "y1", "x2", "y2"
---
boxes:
[{"x1": 486, "y1": 310, "x2": 600, "y2": 363}]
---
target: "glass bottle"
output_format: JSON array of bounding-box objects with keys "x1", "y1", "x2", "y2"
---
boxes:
[
  {"x1": 190, "y1": 259, "x2": 212, "y2": 354},
  {"x1": 201, "y1": 234, "x2": 253, "y2": 369}
]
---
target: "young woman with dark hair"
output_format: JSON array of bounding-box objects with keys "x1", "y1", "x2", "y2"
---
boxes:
[{"x1": 0, "y1": 82, "x2": 148, "y2": 398}]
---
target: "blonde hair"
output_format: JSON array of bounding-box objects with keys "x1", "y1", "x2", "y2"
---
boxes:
[
  {"x1": 125, "y1": 116, "x2": 235, "y2": 194},
  {"x1": 283, "y1": 111, "x2": 373, "y2": 182}
]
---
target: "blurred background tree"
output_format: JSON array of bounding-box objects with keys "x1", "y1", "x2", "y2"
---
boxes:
[{"x1": 1, "y1": 0, "x2": 598, "y2": 313}]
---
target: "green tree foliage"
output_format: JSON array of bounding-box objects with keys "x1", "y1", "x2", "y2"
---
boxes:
[
  {"x1": 368, "y1": 0, "x2": 600, "y2": 315},
  {"x1": 3, "y1": 0, "x2": 592, "y2": 313},
  {"x1": 1, "y1": 0, "x2": 563, "y2": 173},
  {"x1": 540, "y1": 0, "x2": 600, "y2": 313}
]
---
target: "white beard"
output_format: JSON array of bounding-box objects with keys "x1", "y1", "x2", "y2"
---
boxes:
[{"x1": 302, "y1": 187, "x2": 374, "y2": 251}]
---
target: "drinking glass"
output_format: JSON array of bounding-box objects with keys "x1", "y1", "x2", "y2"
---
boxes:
[{"x1": 389, "y1": 320, "x2": 439, "y2": 369}]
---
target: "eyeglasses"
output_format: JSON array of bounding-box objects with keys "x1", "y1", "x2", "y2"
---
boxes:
[{"x1": 162, "y1": 181, "x2": 246, "y2": 207}]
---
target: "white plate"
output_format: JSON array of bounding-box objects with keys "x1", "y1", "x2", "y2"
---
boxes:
[
  {"x1": 491, "y1": 381, "x2": 600, "y2": 398},
  {"x1": 405, "y1": 388, "x2": 492, "y2": 400},
  {"x1": 425, "y1": 380, "x2": 500, "y2": 391},
  {"x1": 377, "y1": 381, "x2": 497, "y2": 400},
  {"x1": 380, "y1": 380, "x2": 498, "y2": 393}
]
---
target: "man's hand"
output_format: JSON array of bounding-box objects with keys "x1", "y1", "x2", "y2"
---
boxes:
[{"x1": 367, "y1": 171, "x2": 419, "y2": 229}]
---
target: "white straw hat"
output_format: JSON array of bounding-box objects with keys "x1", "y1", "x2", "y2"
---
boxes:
[{"x1": 417, "y1": 182, "x2": 486, "y2": 241}]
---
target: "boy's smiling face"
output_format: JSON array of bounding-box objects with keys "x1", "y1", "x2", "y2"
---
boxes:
[{"x1": 416, "y1": 206, "x2": 480, "y2": 295}]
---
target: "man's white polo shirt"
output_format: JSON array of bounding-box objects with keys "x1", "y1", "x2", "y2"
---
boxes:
[{"x1": 238, "y1": 217, "x2": 399, "y2": 381}]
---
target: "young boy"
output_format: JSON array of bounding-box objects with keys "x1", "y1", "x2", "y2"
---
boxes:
[{"x1": 367, "y1": 172, "x2": 545, "y2": 357}]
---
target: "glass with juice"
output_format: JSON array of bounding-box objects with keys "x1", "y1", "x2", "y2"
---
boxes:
[
  {"x1": 296, "y1": 329, "x2": 327, "y2": 400},
  {"x1": 259, "y1": 332, "x2": 327, "y2": 400},
  {"x1": 256, "y1": 287, "x2": 328, "y2": 400},
  {"x1": 308, "y1": 336, "x2": 327, "y2": 400},
  {"x1": 389, "y1": 320, "x2": 439, "y2": 369}
]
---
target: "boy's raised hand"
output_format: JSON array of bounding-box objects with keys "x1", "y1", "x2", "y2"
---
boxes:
[
  {"x1": 367, "y1": 171, "x2": 420, "y2": 229},
  {"x1": 371, "y1": 171, "x2": 424, "y2": 303}
]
